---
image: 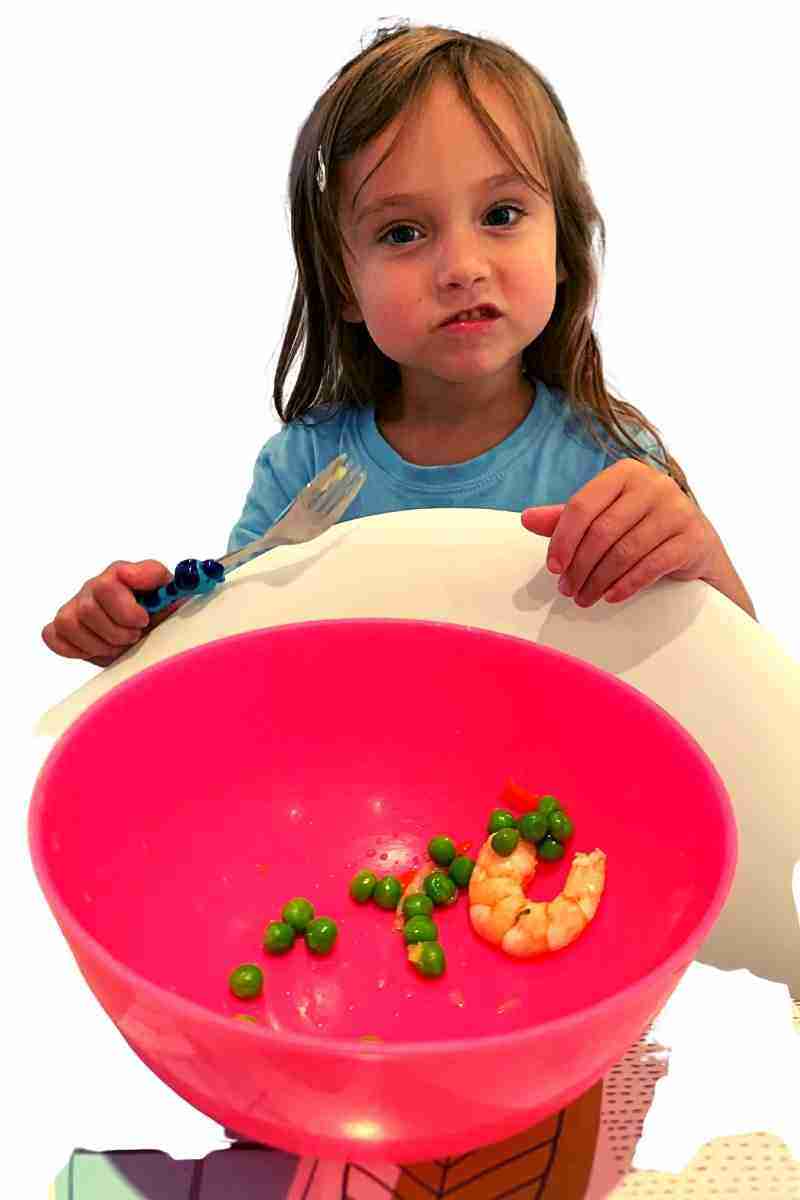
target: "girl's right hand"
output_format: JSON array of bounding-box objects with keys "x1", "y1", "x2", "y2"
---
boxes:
[{"x1": 42, "y1": 560, "x2": 175, "y2": 667}]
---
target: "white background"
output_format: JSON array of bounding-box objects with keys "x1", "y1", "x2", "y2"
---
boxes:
[{"x1": 2, "y1": 3, "x2": 798, "y2": 1193}]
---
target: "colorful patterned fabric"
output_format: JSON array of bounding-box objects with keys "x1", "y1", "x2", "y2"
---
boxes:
[{"x1": 54, "y1": 1082, "x2": 602, "y2": 1198}]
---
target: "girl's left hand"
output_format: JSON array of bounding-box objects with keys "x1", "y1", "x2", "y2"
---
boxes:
[{"x1": 521, "y1": 459, "x2": 725, "y2": 607}]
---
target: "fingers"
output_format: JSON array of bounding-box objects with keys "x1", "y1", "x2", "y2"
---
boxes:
[
  {"x1": 573, "y1": 511, "x2": 691, "y2": 605},
  {"x1": 563, "y1": 496, "x2": 681, "y2": 606},
  {"x1": 41, "y1": 559, "x2": 172, "y2": 665},
  {"x1": 602, "y1": 532, "x2": 696, "y2": 604},
  {"x1": 545, "y1": 462, "x2": 636, "y2": 578},
  {"x1": 520, "y1": 505, "x2": 565, "y2": 537},
  {"x1": 42, "y1": 621, "x2": 124, "y2": 662},
  {"x1": 43, "y1": 593, "x2": 143, "y2": 661},
  {"x1": 546, "y1": 463, "x2": 671, "y2": 604},
  {"x1": 545, "y1": 461, "x2": 697, "y2": 607},
  {"x1": 115, "y1": 559, "x2": 173, "y2": 598}
]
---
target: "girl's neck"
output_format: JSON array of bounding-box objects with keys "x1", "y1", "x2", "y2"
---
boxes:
[{"x1": 375, "y1": 377, "x2": 535, "y2": 466}]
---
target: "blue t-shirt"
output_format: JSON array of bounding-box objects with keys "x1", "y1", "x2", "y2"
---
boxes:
[{"x1": 228, "y1": 378, "x2": 667, "y2": 552}]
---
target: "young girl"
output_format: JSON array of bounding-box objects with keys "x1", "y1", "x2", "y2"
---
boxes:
[{"x1": 41, "y1": 20, "x2": 755, "y2": 668}]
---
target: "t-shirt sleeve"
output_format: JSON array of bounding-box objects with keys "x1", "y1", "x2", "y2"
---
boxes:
[{"x1": 226, "y1": 423, "x2": 319, "y2": 553}]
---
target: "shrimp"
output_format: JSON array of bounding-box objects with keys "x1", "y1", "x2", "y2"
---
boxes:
[
  {"x1": 502, "y1": 849, "x2": 606, "y2": 958},
  {"x1": 468, "y1": 836, "x2": 606, "y2": 957},
  {"x1": 468, "y1": 836, "x2": 538, "y2": 945}
]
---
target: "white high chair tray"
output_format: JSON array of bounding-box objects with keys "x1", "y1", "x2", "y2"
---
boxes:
[{"x1": 36, "y1": 507, "x2": 800, "y2": 995}]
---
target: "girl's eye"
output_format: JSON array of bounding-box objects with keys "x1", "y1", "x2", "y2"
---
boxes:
[{"x1": 378, "y1": 204, "x2": 527, "y2": 247}]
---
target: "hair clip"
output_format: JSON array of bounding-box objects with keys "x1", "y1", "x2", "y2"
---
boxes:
[{"x1": 316, "y1": 145, "x2": 327, "y2": 193}]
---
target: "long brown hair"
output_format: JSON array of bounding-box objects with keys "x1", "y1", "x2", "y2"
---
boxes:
[{"x1": 275, "y1": 20, "x2": 695, "y2": 501}]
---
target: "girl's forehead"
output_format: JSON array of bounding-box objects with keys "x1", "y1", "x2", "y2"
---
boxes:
[{"x1": 340, "y1": 81, "x2": 545, "y2": 220}]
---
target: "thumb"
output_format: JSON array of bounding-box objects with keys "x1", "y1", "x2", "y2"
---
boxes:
[
  {"x1": 115, "y1": 559, "x2": 174, "y2": 589},
  {"x1": 520, "y1": 504, "x2": 565, "y2": 536}
]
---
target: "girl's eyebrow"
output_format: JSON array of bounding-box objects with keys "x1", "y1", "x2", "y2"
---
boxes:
[{"x1": 353, "y1": 170, "x2": 535, "y2": 228}]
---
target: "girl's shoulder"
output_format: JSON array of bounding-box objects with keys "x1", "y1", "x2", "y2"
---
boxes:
[
  {"x1": 540, "y1": 383, "x2": 609, "y2": 457},
  {"x1": 254, "y1": 404, "x2": 365, "y2": 489},
  {"x1": 259, "y1": 404, "x2": 355, "y2": 454},
  {"x1": 229, "y1": 405, "x2": 364, "y2": 553},
  {"x1": 546, "y1": 383, "x2": 667, "y2": 468}
]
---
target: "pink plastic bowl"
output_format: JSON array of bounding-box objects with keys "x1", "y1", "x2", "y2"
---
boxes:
[{"x1": 29, "y1": 619, "x2": 736, "y2": 1162}]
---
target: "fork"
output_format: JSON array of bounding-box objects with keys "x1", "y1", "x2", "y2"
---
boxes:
[{"x1": 134, "y1": 453, "x2": 367, "y2": 615}]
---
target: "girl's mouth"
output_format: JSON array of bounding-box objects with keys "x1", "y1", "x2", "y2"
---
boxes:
[{"x1": 439, "y1": 313, "x2": 502, "y2": 334}]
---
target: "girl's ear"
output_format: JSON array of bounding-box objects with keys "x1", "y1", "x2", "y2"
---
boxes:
[{"x1": 557, "y1": 258, "x2": 567, "y2": 284}]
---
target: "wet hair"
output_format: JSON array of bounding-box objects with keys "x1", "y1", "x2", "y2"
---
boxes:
[{"x1": 275, "y1": 19, "x2": 695, "y2": 501}]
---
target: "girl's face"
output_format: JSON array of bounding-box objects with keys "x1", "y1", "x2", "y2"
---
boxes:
[{"x1": 338, "y1": 75, "x2": 564, "y2": 407}]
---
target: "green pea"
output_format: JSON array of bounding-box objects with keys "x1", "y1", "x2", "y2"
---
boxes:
[
  {"x1": 548, "y1": 810, "x2": 574, "y2": 843},
  {"x1": 423, "y1": 870, "x2": 458, "y2": 907},
  {"x1": 229, "y1": 964, "x2": 263, "y2": 998},
  {"x1": 539, "y1": 835, "x2": 566, "y2": 861},
  {"x1": 305, "y1": 916, "x2": 338, "y2": 954},
  {"x1": 537, "y1": 795, "x2": 561, "y2": 817},
  {"x1": 263, "y1": 921, "x2": 295, "y2": 955},
  {"x1": 487, "y1": 808, "x2": 517, "y2": 833},
  {"x1": 404, "y1": 914, "x2": 439, "y2": 944},
  {"x1": 349, "y1": 870, "x2": 378, "y2": 903},
  {"x1": 449, "y1": 855, "x2": 475, "y2": 888},
  {"x1": 282, "y1": 897, "x2": 315, "y2": 931},
  {"x1": 428, "y1": 835, "x2": 456, "y2": 867},
  {"x1": 402, "y1": 892, "x2": 434, "y2": 919},
  {"x1": 408, "y1": 941, "x2": 446, "y2": 978},
  {"x1": 491, "y1": 827, "x2": 520, "y2": 856},
  {"x1": 518, "y1": 810, "x2": 548, "y2": 844},
  {"x1": 372, "y1": 876, "x2": 403, "y2": 910}
]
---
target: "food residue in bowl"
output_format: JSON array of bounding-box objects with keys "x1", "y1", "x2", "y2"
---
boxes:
[{"x1": 496, "y1": 995, "x2": 522, "y2": 1015}]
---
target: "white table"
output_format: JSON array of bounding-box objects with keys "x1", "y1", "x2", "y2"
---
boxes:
[{"x1": 28, "y1": 509, "x2": 800, "y2": 1197}]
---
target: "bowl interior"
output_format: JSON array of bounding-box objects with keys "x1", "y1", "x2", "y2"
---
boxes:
[{"x1": 32, "y1": 619, "x2": 734, "y2": 1044}]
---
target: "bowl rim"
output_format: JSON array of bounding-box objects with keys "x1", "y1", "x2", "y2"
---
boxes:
[{"x1": 29, "y1": 617, "x2": 738, "y2": 1058}]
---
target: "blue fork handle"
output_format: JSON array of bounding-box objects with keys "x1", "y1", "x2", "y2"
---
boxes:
[{"x1": 134, "y1": 558, "x2": 226, "y2": 615}]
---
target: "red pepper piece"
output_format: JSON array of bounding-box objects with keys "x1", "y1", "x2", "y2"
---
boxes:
[{"x1": 499, "y1": 778, "x2": 539, "y2": 811}]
